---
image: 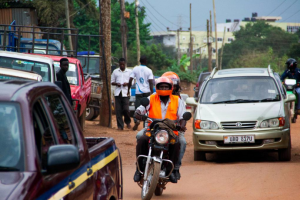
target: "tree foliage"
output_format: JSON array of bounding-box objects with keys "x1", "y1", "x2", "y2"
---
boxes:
[{"x1": 221, "y1": 21, "x2": 298, "y2": 73}]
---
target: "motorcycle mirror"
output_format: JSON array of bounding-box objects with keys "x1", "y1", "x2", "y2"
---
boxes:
[
  {"x1": 183, "y1": 112, "x2": 192, "y2": 121},
  {"x1": 140, "y1": 97, "x2": 150, "y2": 107}
]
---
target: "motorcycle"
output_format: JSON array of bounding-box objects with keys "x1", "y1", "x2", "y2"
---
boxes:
[
  {"x1": 283, "y1": 79, "x2": 298, "y2": 123},
  {"x1": 136, "y1": 97, "x2": 192, "y2": 200}
]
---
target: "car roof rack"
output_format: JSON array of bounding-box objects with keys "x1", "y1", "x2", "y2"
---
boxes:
[
  {"x1": 267, "y1": 64, "x2": 272, "y2": 76},
  {"x1": 209, "y1": 67, "x2": 218, "y2": 79}
]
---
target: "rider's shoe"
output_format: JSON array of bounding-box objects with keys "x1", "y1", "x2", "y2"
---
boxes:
[
  {"x1": 169, "y1": 172, "x2": 177, "y2": 183},
  {"x1": 174, "y1": 169, "x2": 181, "y2": 180},
  {"x1": 134, "y1": 170, "x2": 142, "y2": 182}
]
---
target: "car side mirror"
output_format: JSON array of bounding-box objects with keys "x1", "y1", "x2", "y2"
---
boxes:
[
  {"x1": 285, "y1": 93, "x2": 296, "y2": 103},
  {"x1": 186, "y1": 97, "x2": 198, "y2": 107},
  {"x1": 46, "y1": 145, "x2": 80, "y2": 174}
]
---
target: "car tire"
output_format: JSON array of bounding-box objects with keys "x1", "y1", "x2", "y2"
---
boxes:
[
  {"x1": 278, "y1": 136, "x2": 291, "y2": 161},
  {"x1": 91, "y1": 108, "x2": 99, "y2": 120},
  {"x1": 86, "y1": 106, "x2": 95, "y2": 121},
  {"x1": 194, "y1": 150, "x2": 206, "y2": 161}
]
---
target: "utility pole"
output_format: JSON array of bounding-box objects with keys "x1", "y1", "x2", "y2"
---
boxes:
[
  {"x1": 210, "y1": 11, "x2": 212, "y2": 37},
  {"x1": 120, "y1": 0, "x2": 127, "y2": 66},
  {"x1": 189, "y1": 3, "x2": 193, "y2": 72},
  {"x1": 208, "y1": 11, "x2": 212, "y2": 70},
  {"x1": 99, "y1": 0, "x2": 112, "y2": 127},
  {"x1": 219, "y1": 27, "x2": 226, "y2": 70},
  {"x1": 177, "y1": 29, "x2": 181, "y2": 66},
  {"x1": 65, "y1": 0, "x2": 73, "y2": 54},
  {"x1": 207, "y1": 19, "x2": 212, "y2": 72},
  {"x1": 213, "y1": 0, "x2": 218, "y2": 68},
  {"x1": 135, "y1": 0, "x2": 140, "y2": 65}
]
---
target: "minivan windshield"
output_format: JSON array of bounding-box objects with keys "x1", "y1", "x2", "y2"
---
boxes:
[
  {"x1": 0, "y1": 103, "x2": 24, "y2": 171},
  {"x1": 200, "y1": 76, "x2": 281, "y2": 104}
]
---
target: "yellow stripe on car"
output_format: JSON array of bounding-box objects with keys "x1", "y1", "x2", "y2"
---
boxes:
[{"x1": 48, "y1": 150, "x2": 119, "y2": 200}]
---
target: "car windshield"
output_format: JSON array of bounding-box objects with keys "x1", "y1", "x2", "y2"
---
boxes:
[
  {"x1": 0, "y1": 56, "x2": 51, "y2": 81},
  {"x1": 200, "y1": 76, "x2": 281, "y2": 104},
  {"x1": 78, "y1": 57, "x2": 100, "y2": 74},
  {"x1": 23, "y1": 44, "x2": 60, "y2": 55},
  {"x1": 0, "y1": 103, "x2": 24, "y2": 171},
  {"x1": 54, "y1": 62, "x2": 78, "y2": 85}
]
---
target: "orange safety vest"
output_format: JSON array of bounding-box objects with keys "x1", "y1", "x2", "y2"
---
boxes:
[{"x1": 148, "y1": 93, "x2": 179, "y2": 135}]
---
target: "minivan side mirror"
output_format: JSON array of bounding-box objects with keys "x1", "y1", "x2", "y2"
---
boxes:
[
  {"x1": 285, "y1": 93, "x2": 296, "y2": 103},
  {"x1": 186, "y1": 97, "x2": 198, "y2": 107},
  {"x1": 46, "y1": 145, "x2": 80, "y2": 174}
]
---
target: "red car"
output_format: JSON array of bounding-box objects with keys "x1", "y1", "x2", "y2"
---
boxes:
[
  {"x1": 36, "y1": 55, "x2": 92, "y2": 128},
  {"x1": 0, "y1": 80, "x2": 123, "y2": 199}
]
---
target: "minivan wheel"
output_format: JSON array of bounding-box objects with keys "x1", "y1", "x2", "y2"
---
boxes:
[
  {"x1": 278, "y1": 137, "x2": 291, "y2": 161},
  {"x1": 194, "y1": 151, "x2": 206, "y2": 161}
]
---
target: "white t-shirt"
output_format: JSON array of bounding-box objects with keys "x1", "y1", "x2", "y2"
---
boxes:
[
  {"x1": 111, "y1": 68, "x2": 132, "y2": 97},
  {"x1": 130, "y1": 65, "x2": 154, "y2": 94}
]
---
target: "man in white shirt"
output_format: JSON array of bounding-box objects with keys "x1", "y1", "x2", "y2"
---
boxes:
[
  {"x1": 128, "y1": 56, "x2": 154, "y2": 130},
  {"x1": 111, "y1": 58, "x2": 132, "y2": 130}
]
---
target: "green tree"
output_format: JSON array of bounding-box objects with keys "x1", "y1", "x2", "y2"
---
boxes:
[{"x1": 221, "y1": 21, "x2": 298, "y2": 71}]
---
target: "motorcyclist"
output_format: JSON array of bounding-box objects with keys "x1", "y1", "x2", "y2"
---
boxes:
[
  {"x1": 133, "y1": 77, "x2": 187, "y2": 183},
  {"x1": 161, "y1": 71, "x2": 185, "y2": 180},
  {"x1": 281, "y1": 58, "x2": 300, "y2": 113}
]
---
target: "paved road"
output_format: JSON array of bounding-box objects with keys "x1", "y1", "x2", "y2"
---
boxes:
[{"x1": 121, "y1": 121, "x2": 300, "y2": 200}]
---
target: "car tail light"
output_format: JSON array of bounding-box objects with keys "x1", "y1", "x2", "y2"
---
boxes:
[
  {"x1": 196, "y1": 82, "x2": 199, "y2": 87},
  {"x1": 73, "y1": 100, "x2": 79, "y2": 111},
  {"x1": 195, "y1": 119, "x2": 201, "y2": 129}
]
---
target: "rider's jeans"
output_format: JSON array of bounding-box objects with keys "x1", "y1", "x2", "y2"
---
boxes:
[
  {"x1": 296, "y1": 88, "x2": 300, "y2": 109},
  {"x1": 175, "y1": 131, "x2": 186, "y2": 170},
  {"x1": 136, "y1": 128, "x2": 186, "y2": 170}
]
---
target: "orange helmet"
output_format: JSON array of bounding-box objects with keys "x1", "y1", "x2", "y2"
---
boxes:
[
  {"x1": 162, "y1": 71, "x2": 180, "y2": 85},
  {"x1": 155, "y1": 77, "x2": 173, "y2": 96}
]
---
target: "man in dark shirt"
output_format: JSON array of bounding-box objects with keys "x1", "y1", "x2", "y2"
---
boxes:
[{"x1": 56, "y1": 58, "x2": 72, "y2": 105}]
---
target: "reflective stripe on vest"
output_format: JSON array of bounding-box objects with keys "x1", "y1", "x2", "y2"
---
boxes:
[{"x1": 148, "y1": 94, "x2": 179, "y2": 135}]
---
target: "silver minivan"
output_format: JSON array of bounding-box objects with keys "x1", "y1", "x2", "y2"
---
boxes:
[{"x1": 187, "y1": 67, "x2": 295, "y2": 161}]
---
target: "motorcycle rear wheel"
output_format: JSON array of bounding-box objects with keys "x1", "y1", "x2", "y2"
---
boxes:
[
  {"x1": 154, "y1": 185, "x2": 163, "y2": 196},
  {"x1": 141, "y1": 162, "x2": 160, "y2": 200}
]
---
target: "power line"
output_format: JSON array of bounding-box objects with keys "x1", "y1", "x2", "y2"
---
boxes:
[
  {"x1": 283, "y1": 9, "x2": 300, "y2": 22},
  {"x1": 142, "y1": 0, "x2": 179, "y2": 28},
  {"x1": 267, "y1": 0, "x2": 287, "y2": 16},
  {"x1": 140, "y1": 1, "x2": 168, "y2": 30},
  {"x1": 278, "y1": 0, "x2": 298, "y2": 16}
]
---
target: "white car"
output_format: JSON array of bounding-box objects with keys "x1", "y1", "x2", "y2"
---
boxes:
[{"x1": 187, "y1": 67, "x2": 295, "y2": 161}]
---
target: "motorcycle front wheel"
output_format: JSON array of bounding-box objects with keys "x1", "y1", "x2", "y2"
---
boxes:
[{"x1": 141, "y1": 162, "x2": 160, "y2": 200}]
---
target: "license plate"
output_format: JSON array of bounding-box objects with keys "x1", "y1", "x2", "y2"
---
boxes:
[{"x1": 224, "y1": 135, "x2": 255, "y2": 144}]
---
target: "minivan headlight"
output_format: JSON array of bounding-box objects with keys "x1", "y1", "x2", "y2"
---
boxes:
[
  {"x1": 195, "y1": 120, "x2": 219, "y2": 130},
  {"x1": 260, "y1": 117, "x2": 285, "y2": 128}
]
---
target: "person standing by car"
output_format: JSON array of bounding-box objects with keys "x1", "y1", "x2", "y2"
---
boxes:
[
  {"x1": 128, "y1": 56, "x2": 154, "y2": 130},
  {"x1": 56, "y1": 58, "x2": 72, "y2": 105},
  {"x1": 111, "y1": 58, "x2": 132, "y2": 130}
]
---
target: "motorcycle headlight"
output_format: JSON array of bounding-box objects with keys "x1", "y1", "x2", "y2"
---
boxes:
[{"x1": 155, "y1": 130, "x2": 169, "y2": 145}]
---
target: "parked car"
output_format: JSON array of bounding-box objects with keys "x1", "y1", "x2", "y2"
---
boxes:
[
  {"x1": 36, "y1": 54, "x2": 92, "y2": 126},
  {"x1": 0, "y1": 67, "x2": 42, "y2": 81},
  {"x1": 0, "y1": 51, "x2": 55, "y2": 82},
  {"x1": 0, "y1": 80, "x2": 123, "y2": 200},
  {"x1": 186, "y1": 67, "x2": 295, "y2": 161},
  {"x1": 194, "y1": 72, "x2": 211, "y2": 102}
]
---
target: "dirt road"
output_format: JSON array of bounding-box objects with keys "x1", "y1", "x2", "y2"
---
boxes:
[{"x1": 84, "y1": 118, "x2": 300, "y2": 200}]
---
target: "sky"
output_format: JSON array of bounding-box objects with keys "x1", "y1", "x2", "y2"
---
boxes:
[{"x1": 124, "y1": 0, "x2": 300, "y2": 32}]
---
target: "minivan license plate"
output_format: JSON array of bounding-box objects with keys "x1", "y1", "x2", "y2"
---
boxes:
[{"x1": 224, "y1": 135, "x2": 255, "y2": 144}]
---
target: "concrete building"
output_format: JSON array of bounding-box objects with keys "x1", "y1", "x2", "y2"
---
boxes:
[{"x1": 218, "y1": 13, "x2": 300, "y2": 33}]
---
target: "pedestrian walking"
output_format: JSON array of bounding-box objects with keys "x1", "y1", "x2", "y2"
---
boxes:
[
  {"x1": 56, "y1": 58, "x2": 72, "y2": 105},
  {"x1": 111, "y1": 58, "x2": 132, "y2": 130},
  {"x1": 128, "y1": 56, "x2": 154, "y2": 130}
]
